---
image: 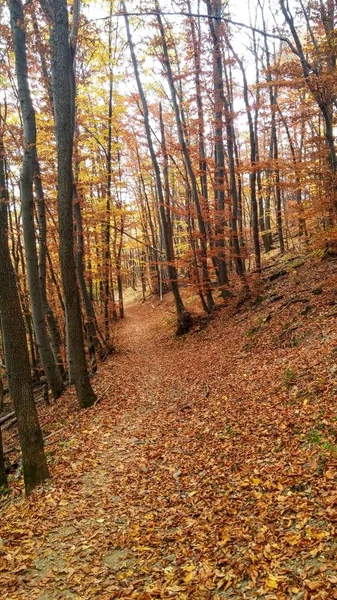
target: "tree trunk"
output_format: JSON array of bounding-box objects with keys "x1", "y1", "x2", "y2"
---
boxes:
[
  {"x1": 34, "y1": 161, "x2": 66, "y2": 378},
  {"x1": 155, "y1": 6, "x2": 215, "y2": 312},
  {"x1": 206, "y1": 0, "x2": 230, "y2": 293},
  {"x1": 123, "y1": 2, "x2": 191, "y2": 334},
  {"x1": 222, "y1": 59, "x2": 248, "y2": 284},
  {"x1": 10, "y1": 0, "x2": 64, "y2": 399},
  {"x1": 232, "y1": 49, "x2": 261, "y2": 271},
  {"x1": 47, "y1": 0, "x2": 96, "y2": 407},
  {"x1": 0, "y1": 112, "x2": 49, "y2": 495}
]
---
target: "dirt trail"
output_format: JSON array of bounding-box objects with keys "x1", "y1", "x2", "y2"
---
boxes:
[{"x1": 2, "y1": 268, "x2": 337, "y2": 599}]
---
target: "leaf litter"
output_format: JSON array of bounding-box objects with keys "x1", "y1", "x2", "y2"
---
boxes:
[{"x1": 1, "y1": 256, "x2": 337, "y2": 599}]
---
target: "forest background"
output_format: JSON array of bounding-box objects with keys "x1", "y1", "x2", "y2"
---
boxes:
[{"x1": 0, "y1": 0, "x2": 336, "y2": 492}]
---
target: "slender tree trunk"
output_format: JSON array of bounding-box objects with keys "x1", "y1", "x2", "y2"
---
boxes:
[
  {"x1": 114, "y1": 149, "x2": 125, "y2": 319},
  {"x1": 251, "y1": 26, "x2": 271, "y2": 253},
  {"x1": 206, "y1": 0, "x2": 230, "y2": 293},
  {"x1": 155, "y1": 6, "x2": 215, "y2": 312},
  {"x1": 70, "y1": 9, "x2": 107, "y2": 362},
  {"x1": 46, "y1": 0, "x2": 96, "y2": 407},
  {"x1": 187, "y1": 1, "x2": 211, "y2": 227},
  {"x1": 222, "y1": 59, "x2": 248, "y2": 284},
  {"x1": 232, "y1": 50, "x2": 261, "y2": 271},
  {"x1": 9, "y1": 179, "x2": 40, "y2": 378},
  {"x1": 136, "y1": 148, "x2": 161, "y2": 293},
  {"x1": 10, "y1": 0, "x2": 64, "y2": 399},
  {"x1": 103, "y1": 2, "x2": 114, "y2": 340},
  {"x1": 0, "y1": 112, "x2": 49, "y2": 495},
  {"x1": 123, "y1": 2, "x2": 191, "y2": 334},
  {"x1": 73, "y1": 187, "x2": 98, "y2": 372},
  {"x1": 272, "y1": 101, "x2": 285, "y2": 254},
  {"x1": 276, "y1": 100, "x2": 308, "y2": 239},
  {"x1": 34, "y1": 162, "x2": 65, "y2": 378}
]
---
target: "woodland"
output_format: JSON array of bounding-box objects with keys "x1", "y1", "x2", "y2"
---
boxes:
[{"x1": 0, "y1": 0, "x2": 337, "y2": 598}]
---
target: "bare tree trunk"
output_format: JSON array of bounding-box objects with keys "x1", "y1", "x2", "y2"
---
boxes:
[
  {"x1": 222, "y1": 58, "x2": 248, "y2": 284},
  {"x1": 155, "y1": 5, "x2": 215, "y2": 312},
  {"x1": 8, "y1": 189, "x2": 40, "y2": 378},
  {"x1": 259, "y1": 13, "x2": 285, "y2": 253},
  {"x1": 103, "y1": 2, "x2": 114, "y2": 339},
  {"x1": 0, "y1": 108, "x2": 49, "y2": 495},
  {"x1": 113, "y1": 149, "x2": 125, "y2": 320},
  {"x1": 230, "y1": 48, "x2": 261, "y2": 271},
  {"x1": 206, "y1": 0, "x2": 230, "y2": 293},
  {"x1": 123, "y1": 2, "x2": 191, "y2": 334},
  {"x1": 276, "y1": 100, "x2": 308, "y2": 239},
  {"x1": 251, "y1": 25, "x2": 271, "y2": 253},
  {"x1": 272, "y1": 99, "x2": 285, "y2": 254},
  {"x1": 34, "y1": 162, "x2": 66, "y2": 378},
  {"x1": 135, "y1": 147, "x2": 161, "y2": 294},
  {"x1": 187, "y1": 0, "x2": 213, "y2": 250},
  {"x1": 45, "y1": 0, "x2": 96, "y2": 407},
  {"x1": 70, "y1": 8, "x2": 107, "y2": 364},
  {"x1": 10, "y1": 0, "x2": 64, "y2": 399}
]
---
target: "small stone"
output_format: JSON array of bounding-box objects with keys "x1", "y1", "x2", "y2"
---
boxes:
[{"x1": 166, "y1": 554, "x2": 176, "y2": 562}]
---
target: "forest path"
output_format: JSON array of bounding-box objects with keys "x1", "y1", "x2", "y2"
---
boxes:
[{"x1": 2, "y1": 273, "x2": 337, "y2": 599}]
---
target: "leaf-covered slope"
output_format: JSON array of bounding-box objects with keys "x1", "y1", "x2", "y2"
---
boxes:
[{"x1": 1, "y1": 255, "x2": 337, "y2": 599}]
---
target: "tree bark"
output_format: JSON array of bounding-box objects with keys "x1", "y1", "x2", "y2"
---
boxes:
[
  {"x1": 10, "y1": 0, "x2": 64, "y2": 399},
  {"x1": 0, "y1": 111, "x2": 49, "y2": 495},
  {"x1": 46, "y1": 0, "x2": 96, "y2": 407},
  {"x1": 34, "y1": 162, "x2": 65, "y2": 378},
  {"x1": 222, "y1": 56, "x2": 248, "y2": 283},
  {"x1": 206, "y1": 0, "x2": 230, "y2": 292}
]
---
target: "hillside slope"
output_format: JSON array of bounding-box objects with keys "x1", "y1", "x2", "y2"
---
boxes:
[{"x1": 1, "y1": 254, "x2": 337, "y2": 599}]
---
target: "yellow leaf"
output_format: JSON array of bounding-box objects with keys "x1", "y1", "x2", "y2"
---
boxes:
[
  {"x1": 325, "y1": 470, "x2": 335, "y2": 480},
  {"x1": 252, "y1": 478, "x2": 261, "y2": 485},
  {"x1": 285, "y1": 533, "x2": 301, "y2": 546},
  {"x1": 184, "y1": 565, "x2": 196, "y2": 572},
  {"x1": 265, "y1": 574, "x2": 278, "y2": 589},
  {"x1": 184, "y1": 571, "x2": 195, "y2": 583},
  {"x1": 303, "y1": 398, "x2": 309, "y2": 405}
]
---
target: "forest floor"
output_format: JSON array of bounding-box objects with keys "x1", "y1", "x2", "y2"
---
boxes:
[{"x1": 1, "y1": 252, "x2": 337, "y2": 600}]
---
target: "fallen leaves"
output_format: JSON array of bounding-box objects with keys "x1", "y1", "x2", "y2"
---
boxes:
[
  {"x1": 1, "y1": 259, "x2": 337, "y2": 598},
  {"x1": 265, "y1": 573, "x2": 279, "y2": 589}
]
